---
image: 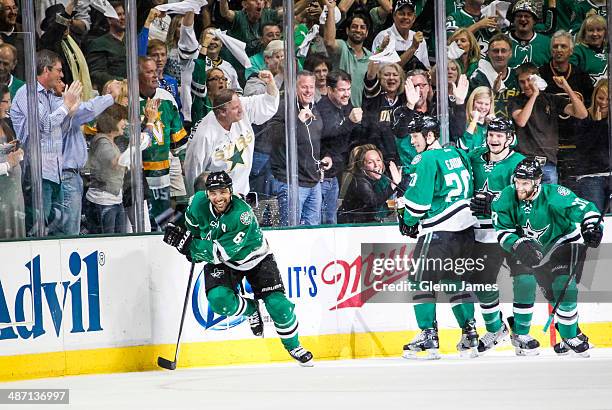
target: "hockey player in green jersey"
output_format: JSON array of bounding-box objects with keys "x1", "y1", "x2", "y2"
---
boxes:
[
  {"x1": 468, "y1": 118, "x2": 527, "y2": 354},
  {"x1": 491, "y1": 159, "x2": 604, "y2": 357},
  {"x1": 396, "y1": 114, "x2": 480, "y2": 359},
  {"x1": 164, "y1": 171, "x2": 314, "y2": 366}
]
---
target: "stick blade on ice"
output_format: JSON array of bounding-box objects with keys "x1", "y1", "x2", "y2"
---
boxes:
[{"x1": 157, "y1": 356, "x2": 177, "y2": 370}]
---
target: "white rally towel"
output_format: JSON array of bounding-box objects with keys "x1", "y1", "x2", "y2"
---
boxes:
[
  {"x1": 319, "y1": 5, "x2": 341, "y2": 24},
  {"x1": 155, "y1": 0, "x2": 208, "y2": 15},
  {"x1": 529, "y1": 74, "x2": 548, "y2": 91},
  {"x1": 481, "y1": 0, "x2": 511, "y2": 28},
  {"x1": 90, "y1": 0, "x2": 119, "y2": 19},
  {"x1": 369, "y1": 35, "x2": 401, "y2": 64},
  {"x1": 298, "y1": 24, "x2": 319, "y2": 58},
  {"x1": 213, "y1": 29, "x2": 252, "y2": 68},
  {"x1": 481, "y1": 0, "x2": 511, "y2": 18},
  {"x1": 448, "y1": 41, "x2": 465, "y2": 59}
]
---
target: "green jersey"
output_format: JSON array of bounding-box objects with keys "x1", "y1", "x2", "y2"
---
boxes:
[
  {"x1": 469, "y1": 148, "x2": 525, "y2": 242},
  {"x1": 185, "y1": 192, "x2": 270, "y2": 270},
  {"x1": 569, "y1": 43, "x2": 608, "y2": 86},
  {"x1": 459, "y1": 123, "x2": 487, "y2": 152},
  {"x1": 492, "y1": 183, "x2": 601, "y2": 254},
  {"x1": 402, "y1": 146, "x2": 477, "y2": 235},
  {"x1": 140, "y1": 89, "x2": 187, "y2": 187},
  {"x1": 470, "y1": 67, "x2": 520, "y2": 119},
  {"x1": 571, "y1": 1, "x2": 607, "y2": 33},
  {"x1": 508, "y1": 32, "x2": 551, "y2": 69}
]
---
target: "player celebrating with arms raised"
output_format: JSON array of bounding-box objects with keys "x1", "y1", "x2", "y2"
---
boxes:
[
  {"x1": 397, "y1": 114, "x2": 479, "y2": 359},
  {"x1": 164, "y1": 171, "x2": 314, "y2": 366},
  {"x1": 491, "y1": 159, "x2": 603, "y2": 357}
]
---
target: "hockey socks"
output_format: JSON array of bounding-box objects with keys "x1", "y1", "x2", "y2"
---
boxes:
[
  {"x1": 476, "y1": 290, "x2": 503, "y2": 333},
  {"x1": 414, "y1": 302, "x2": 436, "y2": 330},
  {"x1": 512, "y1": 274, "x2": 536, "y2": 335},
  {"x1": 552, "y1": 275, "x2": 579, "y2": 339},
  {"x1": 263, "y1": 292, "x2": 300, "y2": 351}
]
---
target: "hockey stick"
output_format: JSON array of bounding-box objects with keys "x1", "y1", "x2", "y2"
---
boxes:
[
  {"x1": 542, "y1": 210, "x2": 606, "y2": 333},
  {"x1": 158, "y1": 261, "x2": 196, "y2": 370}
]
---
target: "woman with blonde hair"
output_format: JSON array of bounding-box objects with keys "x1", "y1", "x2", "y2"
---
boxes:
[
  {"x1": 573, "y1": 79, "x2": 610, "y2": 212},
  {"x1": 362, "y1": 62, "x2": 407, "y2": 165},
  {"x1": 337, "y1": 144, "x2": 403, "y2": 224},
  {"x1": 571, "y1": 14, "x2": 608, "y2": 85},
  {"x1": 448, "y1": 28, "x2": 480, "y2": 78},
  {"x1": 459, "y1": 86, "x2": 494, "y2": 152}
]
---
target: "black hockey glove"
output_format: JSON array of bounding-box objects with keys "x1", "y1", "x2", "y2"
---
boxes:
[
  {"x1": 163, "y1": 223, "x2": 193, "y2": 260},
  {"x1": 581, "y1": 220, "x2": 603, "y2": 248},
  {"x1": 398, "y1": 216, "x2": 419, "y2": 238},
  {"x1": 512, "y1": 238, "x2": 543, "y2": 268},
  {"x1": 470, "y1": 191, "x2": 495, "y2": 217}
]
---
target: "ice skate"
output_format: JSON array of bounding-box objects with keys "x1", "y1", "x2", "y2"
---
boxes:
[
  {"x1": 553, "y1": 325, "x2": 591, "y2": 356},
  {"x1": 289, "y1": 346, "x2": 314, "y2": 367},
  {"x1": 456, "y1": 319, "x2": 479, "y2": 358},
  {"x1": 510, "y1": 333, "x2": 540, "y2": 356},
  {"x1": 247, "y1": 301, "x2": 264, "y2": 337},
  {"x1": 559, "y1": 335, "x2": 590, "y2": 358},
  {"x1": 477, "y1": 321, "x2": 510, "y2": 354},
  {"x1": 402, "y1": 326, "x2": 440, "y2": 360}
]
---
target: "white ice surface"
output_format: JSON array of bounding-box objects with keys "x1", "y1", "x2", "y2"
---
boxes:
[{"x1": 2, "y1": 348, "x2": 612, "y2": 410}]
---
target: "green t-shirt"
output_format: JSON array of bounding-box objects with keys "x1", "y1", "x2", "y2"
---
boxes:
[
  {"x1": 229, "y1": 8, "x2": 280, "y2": 57},
  {"x1": 8, "y1": 76, "x2": 24, "y2": 98},
  {"x1": 332, "y1": 40, "x2": 371, "y2": 107}
]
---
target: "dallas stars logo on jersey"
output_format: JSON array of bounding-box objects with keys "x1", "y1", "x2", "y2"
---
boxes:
[{"x1": 521, "y1": 220, "x2": 550, "y2": 244}]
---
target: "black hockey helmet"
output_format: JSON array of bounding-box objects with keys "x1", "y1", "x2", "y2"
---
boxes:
[
  {"x1": 487, "y1": 117, "x2": 514, "y2": 135},
  {"x1": 205, "y1": 171, "x2": 233, "y2": 191},
  {"x1": 513, "y1": 158, "x2": 543, "y2": 181},
  {"x1": 406, "y1": 114, "x2": 440, "y2": 135}
]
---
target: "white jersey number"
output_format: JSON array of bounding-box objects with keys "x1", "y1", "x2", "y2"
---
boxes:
[{"x1": 444, "y1": 170, "x2": 471, "y2": 202}]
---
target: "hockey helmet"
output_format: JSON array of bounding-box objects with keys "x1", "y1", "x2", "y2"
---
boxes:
[
  {"x1": 405, "y1": 114, "x2": 440, "y2": 135},
  {"x1": 511, "y1": 0, "x2": 539, "y2": 20},
  {"x1": 205, "y1": 171, "x2": 233, "y2": 191},
  {"x1": 513, "y1": 158, "x2": 543, "y2": 181},
  {"x1": 487, "y1": 117, "x2": 515, "y2": 136}
]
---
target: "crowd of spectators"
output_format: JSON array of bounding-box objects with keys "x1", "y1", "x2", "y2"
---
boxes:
[{"x1": 0, "y1": 0, "x2": 608, "y2": 239}]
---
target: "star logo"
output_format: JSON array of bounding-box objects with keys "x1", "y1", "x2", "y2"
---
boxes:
[
  {"x1": 481, "y1": 179, "x2": 500, "y2": 200},
  {"x1": 227, "y1": 144, "x2": 245, "y2": 171},
  {"x1": 521, "y1": 220, "x2": 549, "y2": 244}
]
